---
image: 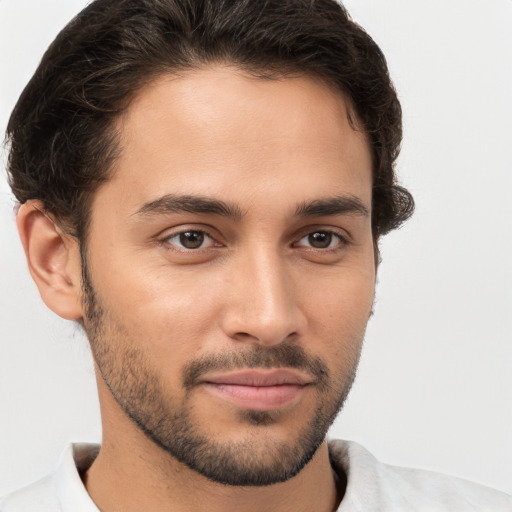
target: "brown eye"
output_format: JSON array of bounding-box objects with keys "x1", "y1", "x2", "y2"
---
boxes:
[
  {"x1": 180, "y1": 231, "x2": 204, "y2": 249},
  {"x1": 308, "y1": 232, "x2": 332, "y2": 248},
  {"x1": 166, "y1": 230, "x2": 212, "y2": 250},
  {"x1": 296, "y1": 231, "x2": 343, "y2": 249}
]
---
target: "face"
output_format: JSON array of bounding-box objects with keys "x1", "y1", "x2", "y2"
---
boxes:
[{"x1": 81, "y1": 66, "x2": 375, "y2": 486}]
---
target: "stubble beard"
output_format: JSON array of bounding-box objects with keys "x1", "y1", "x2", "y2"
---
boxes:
[{"x1": 81, "y1": 261, "x2": 363, "y2": 487}]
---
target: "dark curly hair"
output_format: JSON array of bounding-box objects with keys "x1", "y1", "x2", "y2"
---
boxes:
[{"x1": 6, "y1": 0, "x2": 413, "y2": 243}]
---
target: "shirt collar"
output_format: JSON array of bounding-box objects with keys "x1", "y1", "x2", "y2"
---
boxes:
[{"x1": 55, "y1": 443, "x2": 100, "y2": 512}]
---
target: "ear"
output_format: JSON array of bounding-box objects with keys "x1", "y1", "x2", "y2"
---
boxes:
[{"x1": 17, "y1": 201, "x2": 84, "y2": 320}]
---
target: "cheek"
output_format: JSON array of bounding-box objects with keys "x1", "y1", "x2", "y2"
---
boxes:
[
  {"x1": 299, "y1": 268, "x2": 375, "y2": 343},
  {"x1": 95, "y1": 264, "x2": 224, "y2": 363}
]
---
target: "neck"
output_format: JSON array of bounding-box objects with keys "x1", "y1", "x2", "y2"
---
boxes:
[
  {"x1": 85, "y1": 376, "x2": 345, "y2": 512},
  {"x1": 84, "y1": 426, "x2": 342, "y2": 512}
]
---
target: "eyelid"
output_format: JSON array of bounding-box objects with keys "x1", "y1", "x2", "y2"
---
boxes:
[
  {"x1": 295, "y1": 232, "x2": 346, "y2": 250},
  {"x1": 155, "y1": 224, "x2": 351, "y2": 253},
  {"x1": 293, "y1": 226, "x2": 351, "y2": 246},
  {"x1": 158, "y1": 226, "x2": 222, "y2": 252}
]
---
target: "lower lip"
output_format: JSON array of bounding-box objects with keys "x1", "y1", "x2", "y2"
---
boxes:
[{"x1": 203, "y1": 383, "x2": 307, "y2": 410}]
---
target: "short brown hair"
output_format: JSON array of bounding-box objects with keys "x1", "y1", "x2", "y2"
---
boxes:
[{"x1": 6, "y1": 0, "x2": 413, "y2": 242}]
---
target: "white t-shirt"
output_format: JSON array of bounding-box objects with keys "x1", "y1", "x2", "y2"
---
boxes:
[{"x1": 1, "y1": 440, "x2": 511, "y2": 511}]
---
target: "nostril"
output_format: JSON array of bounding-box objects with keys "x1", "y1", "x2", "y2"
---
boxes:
[{"x1": 233, "y1": 332, "x2": 255, "y2": 341}]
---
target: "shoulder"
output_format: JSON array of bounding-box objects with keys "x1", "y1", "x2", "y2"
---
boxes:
[
  {"x1": 329, "y1": 439, "x2": 512, "y2": 511},
  {"x1": 0, "y1": 443, "x2": 100, "y2": 512},
  {"x1": 0, "y1": 475, "x2": 59, "y2": 512}
]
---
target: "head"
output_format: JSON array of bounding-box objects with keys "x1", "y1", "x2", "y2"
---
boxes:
[{"x1": 8, "y1": 0, "x2": 413, "y2": 487}]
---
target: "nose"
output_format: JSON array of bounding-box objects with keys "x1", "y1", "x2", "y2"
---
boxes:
[{"x1": 220, "y1": 248, "x2": 306, "y2": 346}]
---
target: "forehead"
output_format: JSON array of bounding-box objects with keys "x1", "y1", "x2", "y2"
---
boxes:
[{"x1": 94, "y1": 65, "x2": 372, "y2": 217}]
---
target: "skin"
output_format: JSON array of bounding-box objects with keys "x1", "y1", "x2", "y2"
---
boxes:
[{"x1": 18, "y1": 66, "x2": 375, "y2": 512}]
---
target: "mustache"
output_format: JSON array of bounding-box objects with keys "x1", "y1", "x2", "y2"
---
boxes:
[{"x1": 182, "y1": 344, "x2": 329, "y2": 390}]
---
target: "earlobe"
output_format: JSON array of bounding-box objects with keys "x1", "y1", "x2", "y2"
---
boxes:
[{"x1": 17, "y1": 201, "x2": 84, "y2": 320}]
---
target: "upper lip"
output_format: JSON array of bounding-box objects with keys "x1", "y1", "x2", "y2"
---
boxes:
[{"x1": 203, "y1": 369, "x2": 314, "y2": 387}]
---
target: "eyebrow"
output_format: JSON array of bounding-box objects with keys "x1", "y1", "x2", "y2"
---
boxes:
[
  {"x1": 295, "y1": 195, "x2": 369, "y2": 218},
  {"x1": 134, "y1": 193, "x2": 368, "y2": 220},
  {"x1": 134, "y1": 194, "x2": 243, "y2": 220}
]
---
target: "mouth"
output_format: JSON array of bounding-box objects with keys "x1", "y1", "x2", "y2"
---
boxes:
[{"x1": 201, "y1": 369, "x2": 314, "y2": 411}]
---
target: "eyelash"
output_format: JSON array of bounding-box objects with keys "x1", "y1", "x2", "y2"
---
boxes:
[
  {"x1": 159, "y1": 227, "x2": 349, "y2": 253},
  {"x1": 293, "y1": 230, "x2": 348, "y2": 251},
  {"x1": 160, "y1": 229, "x2": 219, "y2": 251}
]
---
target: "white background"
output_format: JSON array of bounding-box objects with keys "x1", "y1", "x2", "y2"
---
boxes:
[{"x1": 1, "y1": 0, "x2": 511, "y2": 497}]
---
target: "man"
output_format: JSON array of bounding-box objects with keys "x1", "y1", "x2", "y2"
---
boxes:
[{"x1": 1, "y1": 0, "x2": 511, "y2": 510}]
